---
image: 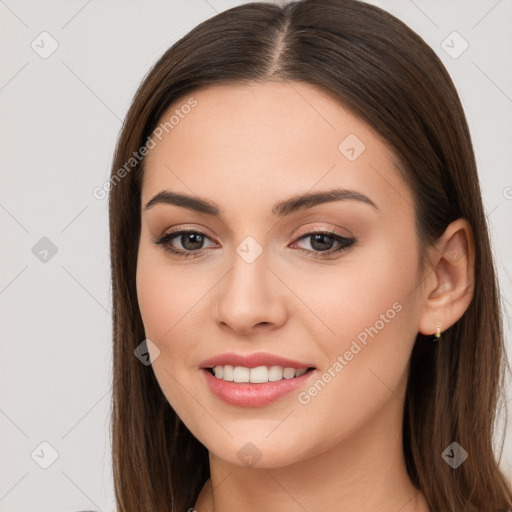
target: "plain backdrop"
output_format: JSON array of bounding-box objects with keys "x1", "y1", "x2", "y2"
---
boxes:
[{"x1": 1, "y1": 0, "x2": 511, "y2": 510}]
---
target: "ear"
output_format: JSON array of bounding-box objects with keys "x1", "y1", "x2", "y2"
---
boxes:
[{"x1": 418, "y1": 218, "x2": 475, "y2": 336}]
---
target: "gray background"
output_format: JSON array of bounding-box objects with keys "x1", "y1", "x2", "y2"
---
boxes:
[{"x1": 0, "y1": 0, "x2": 511, "y2": 510}]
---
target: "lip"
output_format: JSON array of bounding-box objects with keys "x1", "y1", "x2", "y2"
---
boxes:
[
  {"x1": 199, "y1": 352, "x2": 315, "y2": 370},
  {"x1": 200, "y1": 367, "x2": 318, "y2": 407}
]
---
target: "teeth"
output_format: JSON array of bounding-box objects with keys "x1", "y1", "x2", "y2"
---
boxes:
[
  {"x1": 222, "y1": 365, "x2": 234, "y2": 382},
  {"x1": 283, "y1": 367, "x2": 295, "y2": 379},
  {"x1": 250, "y1": 366, "x2": 268, "y2": 383},
  {"x1": 233, "y1": 366, "x2": 250, "y2": 383},
  {"x1": 211, "y1": 365, "x2": 309, "y2": 383},
  {"x1": 269, "y1": 365, "x2": 283, "y2": 382}
]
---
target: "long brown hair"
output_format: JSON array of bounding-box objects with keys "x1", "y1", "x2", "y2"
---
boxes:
[{"x1": 108, "y1": 1, "x2": 512, "y2": 510}]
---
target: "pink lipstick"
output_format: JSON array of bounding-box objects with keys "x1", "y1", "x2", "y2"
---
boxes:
[{"x1": 199, "y1": 352, "x2": 317, "y2": 407}]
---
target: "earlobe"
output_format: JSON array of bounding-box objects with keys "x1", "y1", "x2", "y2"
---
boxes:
[{"x1": 418, "y1": 218, "x2": 475, "y2": 336}]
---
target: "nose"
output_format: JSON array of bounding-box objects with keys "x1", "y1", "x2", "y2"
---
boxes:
[{"x1": 214, "y1": 248, "x2": 288, "y2": 335}]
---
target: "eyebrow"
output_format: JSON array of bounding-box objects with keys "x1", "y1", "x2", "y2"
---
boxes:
[{"x1": 143, "y1": 187, "x2": 378, "y2": 217}]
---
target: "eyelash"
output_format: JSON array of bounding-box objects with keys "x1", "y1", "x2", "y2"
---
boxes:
[{"x1": 153, "y1": 229, "x2": 356, "y2": 259}]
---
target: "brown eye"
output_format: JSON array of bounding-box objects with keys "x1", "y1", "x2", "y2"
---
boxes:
[
  {"x1": 154, "y1": 230, "x2": 216, "y2": 258},
  {"x1": 292, "y1": 231, "x2": 356, "y2": 258}
]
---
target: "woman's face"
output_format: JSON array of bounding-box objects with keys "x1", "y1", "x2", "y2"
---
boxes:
[{"x1": 136, "y1": 81, "x2": 428, "y2": 468}]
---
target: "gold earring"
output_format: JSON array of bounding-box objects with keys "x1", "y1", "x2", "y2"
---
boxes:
[{"x1": 432, "y1": 326, "x2": 441, "y2": 344}]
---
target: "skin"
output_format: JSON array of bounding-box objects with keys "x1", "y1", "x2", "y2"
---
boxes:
[{"x1": 136, "y1": 81, "x2": 474, "y2": 512}]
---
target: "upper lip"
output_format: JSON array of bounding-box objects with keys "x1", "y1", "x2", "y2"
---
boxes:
[{"x1": 199, "y1": 352, "x2": 315, "y2": 370}]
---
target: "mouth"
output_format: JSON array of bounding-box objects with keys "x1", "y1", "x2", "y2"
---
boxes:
[{"x1": 198, "y1": 352, "x2": 318, "y2": 407}]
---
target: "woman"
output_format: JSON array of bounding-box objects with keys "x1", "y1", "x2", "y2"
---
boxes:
[{"x1": 108, "y1": 0, "x2": 512, "y2": 510}]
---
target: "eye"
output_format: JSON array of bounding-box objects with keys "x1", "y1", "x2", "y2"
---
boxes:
[
  {"x1": 290, "y1": 231, "x2": 356, "y2": 258},
  {"x1": 153, "y1": 229, "x2": 217, "y2": 258}
]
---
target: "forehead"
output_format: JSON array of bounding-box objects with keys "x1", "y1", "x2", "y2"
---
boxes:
[{"x1": 141, "y1": 81, "x2": 411, "y2": 218}]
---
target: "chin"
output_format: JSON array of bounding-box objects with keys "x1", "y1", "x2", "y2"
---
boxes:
[{"x1": 199, "y1": 429, "x2": 318, "y2": 470}]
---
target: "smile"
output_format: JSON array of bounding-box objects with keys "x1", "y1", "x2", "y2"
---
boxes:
[{"x1": 198, "y1": 352, "x2": 317, "y2": 407}]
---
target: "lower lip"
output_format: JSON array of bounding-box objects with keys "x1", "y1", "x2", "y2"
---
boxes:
[{"x1": 200, "y1": 368, "x2": 317, "y2": 407}]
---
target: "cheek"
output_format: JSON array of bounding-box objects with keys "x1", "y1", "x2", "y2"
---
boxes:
[
  {"x1": 295, "y1": 244, "x2": 418, "y2": 350},
  {"x1": 135, "y1": 243, "x2": 221, "y2": 380},
  {"x1": 135, "y1": 246, "x2": 203, "y2": 412},
  {"x1": 270, "y1": 252, "x2": 420, "y2": 461},
  {"x1": 136, "y1": 245, "x2": 200, "y2": 346},
  {"x1": 135, "y1": 248, "x2": 208, "y2": 430},
  {"x1": 292, "y1": 244, "x2": 420, "y2": 407}
]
